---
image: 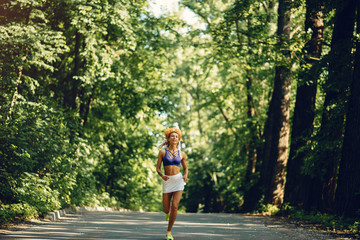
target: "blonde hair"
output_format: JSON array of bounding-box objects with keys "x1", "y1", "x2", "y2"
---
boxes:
[
  {"x1": 164, "y1": 128, "x2": 182, "y2": 140},
  {"x1": 161, "y1": 128, "x2": 182, "y2": 148}
]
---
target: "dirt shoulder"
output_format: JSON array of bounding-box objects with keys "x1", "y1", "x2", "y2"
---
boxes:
[{"x1": 0, "y1": 219, "x2": 50, "y2": 235}]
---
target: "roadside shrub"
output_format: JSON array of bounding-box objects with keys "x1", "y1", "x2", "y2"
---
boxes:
[
  {"x1": 278, "y1": 204, "x2": 360, "y2": 235},
  {"x1": 258, "y1": 204, "x2": 280, "y2": 216},
  {"x1": 0, "y1": 202, "x2": 38, "y2": 224},
  {"x1": 16, "y1": 172, "x2": 61, "y2": 216}
]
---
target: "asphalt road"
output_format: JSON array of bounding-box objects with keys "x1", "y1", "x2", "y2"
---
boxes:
[{"x1": 0, "y1": 211, "x2": 352, "y2": 240}]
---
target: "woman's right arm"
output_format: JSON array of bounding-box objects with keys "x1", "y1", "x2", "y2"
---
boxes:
[{"x1": 156, "y1": 150, "x2": 169, "y2": 180}]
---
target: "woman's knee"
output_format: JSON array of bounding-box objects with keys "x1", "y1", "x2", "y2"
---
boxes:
[
  {"x1": 171, "y1": 204, "x2": 179, "y2": 212},
  {"x1": 163, "y1": 201, "x2": 170, "y2": 212},
  {"x1": 163, "y1": 204, "x2": 170, "y2": 213}
]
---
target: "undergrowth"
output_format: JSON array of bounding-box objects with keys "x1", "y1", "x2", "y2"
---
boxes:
[{"x1": 261, "y1": 203, "x2": 360, "y2": 238}]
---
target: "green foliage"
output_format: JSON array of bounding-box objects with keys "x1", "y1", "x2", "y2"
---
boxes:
[
  {"x1": 16, "y1": 173, "x2": 61, "y2": 216},
  {"x1": 169, "y1": 0, "x2": 276, "y2": 213},
  {"x1": 258, "y1": 204, "x2": 280, "y2": 216},
  {"x1": 0, "y1": 0, "x2": 173, "y2": 224},
  {"x1": 278, "y1": 205, "x2": 360, "y2": 236},
  {"x1": 0, "y1": 202, "x2": 39, "y2": 224},
  {"x1": 0, "y1": 0, "x2": 358, "y2": 229}
]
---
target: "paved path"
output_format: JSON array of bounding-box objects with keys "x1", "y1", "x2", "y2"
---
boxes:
[{"x1": 0, "y1": 211, "x2": 350, "y2": 240}]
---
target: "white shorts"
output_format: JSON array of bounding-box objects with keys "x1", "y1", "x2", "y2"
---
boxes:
[{"x1": 163, "y1": 173, "x2": 185, "y2": 193}]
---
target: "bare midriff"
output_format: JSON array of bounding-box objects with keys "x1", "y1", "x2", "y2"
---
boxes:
[{"x1": 164, "y1": 165, "x2": 181, "y2": 176}]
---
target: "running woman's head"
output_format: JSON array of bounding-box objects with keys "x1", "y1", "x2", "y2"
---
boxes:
[{"x1": 163, "y1": 128, "x2": 182, "y2": 148}]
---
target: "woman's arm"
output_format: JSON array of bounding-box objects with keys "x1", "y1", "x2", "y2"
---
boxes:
[
  {"x1": 156, "y1": 150, "x2": 169, "y2": 181},
  {"x1": 181, "y1": 152, "x2": 189, "y2": 181}
]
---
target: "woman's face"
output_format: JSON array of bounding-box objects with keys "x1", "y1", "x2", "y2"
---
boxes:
[{"x1": 168, "y1": 132, "x2": 180, "y2": 145}]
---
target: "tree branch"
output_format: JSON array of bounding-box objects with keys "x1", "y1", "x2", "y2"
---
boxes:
[
  {"x1": 212, "y1": 94, "x2": 240, "y2": 137},
  {"x1": 182, "y1": 3, "x2": 211, "y2": 26}
]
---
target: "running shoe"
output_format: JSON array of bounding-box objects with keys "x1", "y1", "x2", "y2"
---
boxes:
[
  {"x1": 166, "y1": 232, "x2": 174, "y2": 240},
  {"x1": 165, "y1": 212, "x2": 170, "y2": 221}
]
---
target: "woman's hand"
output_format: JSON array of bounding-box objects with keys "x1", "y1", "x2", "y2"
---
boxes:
[
  {"x1": 162, "y1": 175, "x2": 170, "y2": 181},
  {"x1": 183, "y1": 174, "x2": 189, "y2": 182}
]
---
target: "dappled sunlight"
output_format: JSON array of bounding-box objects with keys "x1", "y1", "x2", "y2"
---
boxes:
[
  {"x1": 2, "y1": 211, "x2": 344, "y2": 240},
  {"x1": 1, "y1": 0, "x2": 359, "y2": 236}
]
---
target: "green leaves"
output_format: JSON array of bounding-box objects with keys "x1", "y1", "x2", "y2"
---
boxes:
[
  {"x1": 0, "y1": 0, "x2": 353, "y2": 221},
  {"x1": 0, "y1": 0, "x2": 182, "y2": 221}
]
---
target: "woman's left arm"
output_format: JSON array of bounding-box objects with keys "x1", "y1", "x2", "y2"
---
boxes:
[{"x1": 181, "y1": 152, "x2": 189, "y2": 181}]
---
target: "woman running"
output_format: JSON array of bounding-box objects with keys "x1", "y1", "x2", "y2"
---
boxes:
[{"x1": 156, "y1": 128, "x2": 189, "y2": 240}]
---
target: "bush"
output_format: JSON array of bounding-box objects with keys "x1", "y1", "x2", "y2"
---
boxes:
[
  {"x1": 0, "y1": 202, "x2": 38, "y2": 224},
  {"x1": 278, "y1": 204, "x2": 360, "y2": 235},
  {"x1": 258, "y1": 203, "x2": 280, "y2": 216},
  {"x1": 16, "y1": 172, "x2": 61, "y2": 217}
]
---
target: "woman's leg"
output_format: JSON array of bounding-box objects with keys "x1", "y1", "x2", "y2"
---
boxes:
[
  {"x1": 163, "y1": 192, "x2": 173, "y2": 214},
  {"x1": 167, "y1": 190, "x2": 183, "y2": 232}
]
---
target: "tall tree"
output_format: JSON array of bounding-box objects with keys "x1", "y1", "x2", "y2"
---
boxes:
[
  {"x1": 284, "y1": 0, "x2": 325, "y2": 207},
  {"x1": 335, "y1": 1, "x2": 360, "y2": 217},
  {"x1": 261, "y1": 0, "x2": 292, "y2": 206},
  {"x1": 308, "y1": 0, "x2": 356, "y2": 211},
  {"x1": 231, "y1": 1, "x2": 274, "y2": 212}
]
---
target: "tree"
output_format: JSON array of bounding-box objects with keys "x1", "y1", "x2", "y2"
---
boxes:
[
  {"x1": 178, "y1": 0, "x2": 276, "y2": 212},
  {"x1": 308, "y1": 0, "x2": 356, "y2": 211},
  {"x1": 261, "y1": 0, "x2": 292, "y2": 206},
  {"x1": 224, "y1": 0, "x2": 276, "y2": 212},
  {"x1": 335, "y1": 0, "x2": 360, "y2": 217},
  {"x1": 284, "y1": 0, "x2": 325, "y2": 207}
]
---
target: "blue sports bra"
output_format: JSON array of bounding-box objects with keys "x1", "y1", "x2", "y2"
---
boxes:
[{"x1": 163, "y1": 149, "x2": 181, "y2": 167}]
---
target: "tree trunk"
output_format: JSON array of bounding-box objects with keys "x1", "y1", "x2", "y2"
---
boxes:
[
  {"x1": 7, "y1": 6, "x2": 32, "y2": 120},
  {"x1": 80, "y1": 85, "x2": 95, "y2": 127},
  {"x1": 242, "y1": 72, "x2": 262, "y2": 211},
  {"x1": 195, "y1": 89, "x2": 203, "y2": 136},
  {"x1": 262, "y1": 0, "x2": 292, "y2": 206},
  {"x1": 284, "y1": 0, "x2": 324, "y2": 207},
  {"x1": 308, "y1": 0, "x2": 356, "y2": 212},
  {"x1": 260, "y1": 90, "x2": 275, "y2": 200},
  {"x1": 335, "y1": 1, "x2": 360, "y2": 217},
  {"x1": 243, "y1": 21, "x2": 258, "y2": 186},
  {"x1": 72, "y1": 30, "x2": 81, "y2": 110},
  {"x1": 7, "y1": 65, "x2": 23, "y2": 120},
  {"x1": 239, "y1": 16, "x2": 262, "y2": 211}
]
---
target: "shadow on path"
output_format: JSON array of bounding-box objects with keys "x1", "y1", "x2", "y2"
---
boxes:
[{"x1": 0, "y1": 211, "x2": 347, "y2": 240}]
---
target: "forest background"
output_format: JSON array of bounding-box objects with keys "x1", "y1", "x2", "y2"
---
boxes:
[{"x1": 1, "y1": 0, "x2": 360, "y2": 233}]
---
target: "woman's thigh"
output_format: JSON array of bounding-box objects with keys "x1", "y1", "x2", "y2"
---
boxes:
[
  {"x1": 171, "y1": 191, "x2": 183, "y2": 209},
  {"x1": 163, "y1": 192, "x2": 173, "y2": 212}
]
